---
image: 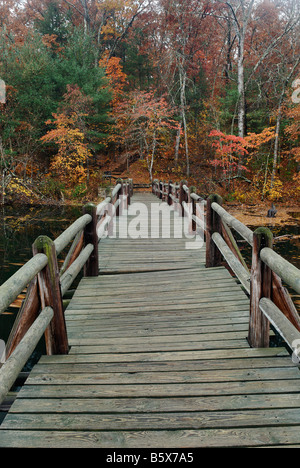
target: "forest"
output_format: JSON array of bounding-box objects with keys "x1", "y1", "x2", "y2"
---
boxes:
[{"x1": 0, "y1": 0, "x2": 299, "y2": 205}]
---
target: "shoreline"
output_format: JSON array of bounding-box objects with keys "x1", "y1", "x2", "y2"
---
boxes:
[
  {"x1": 2, "y1": 198, "x2": 300, "y2": 228},
  {"x1": 224, "y1": 201, "x2": 300, "y2": 228}
]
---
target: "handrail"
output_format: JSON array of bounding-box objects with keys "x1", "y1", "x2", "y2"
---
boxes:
[
  {"x1": 212, "y1": 232, "x2": 251, "y2": 294},
  {"x1": 211, "y1": 201, "x2": 254, "y2": 246},
  {"x1": 54, "y1": 214, "x2": 92, "y2": 255},
  {"x1": 153, "y1": 178, "x2": 300, "y2": 353},
  {"x1": 0, "y1": 307, "x2": 54, "y2": 406},
  {"x1": 0, "y1": 254, "x2": 48, "y2": 315},
  {"x1": 60, "y1": 244, "x2": 94, "y2": 296},
  {"x1": 260, "y1": 247, "x2": 300, "y2": 294},
  {"x1": 259, "y1": 298, "x2": 300, "y2": 354}
]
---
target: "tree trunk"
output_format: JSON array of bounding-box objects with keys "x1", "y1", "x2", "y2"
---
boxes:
[
  {"x1": 271, "y1": 104, "x2": 282, "y2": 189},
  {"x1": 179, "y1": 69, "x2": 190, "y2": 178},
  {"x1": 175, "y1": 122, "x2": 182, "y2": 166}
]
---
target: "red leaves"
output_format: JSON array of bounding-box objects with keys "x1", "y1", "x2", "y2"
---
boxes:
[{"x1": 208, "y1": 130, "x2": 249, "y2": 175}]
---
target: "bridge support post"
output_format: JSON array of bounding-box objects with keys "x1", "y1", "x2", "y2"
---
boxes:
[
  {"x1": 206, "y1": 194, "x2": 223, "y2": 268},
  {"x1": 32, "y1": 236, "x2": 69, "y2": 355},
  {"x1": 248, "y1": 227, "x2": 273, "y2": 348},
  {"x1": 83, "y1": 203, "x2": 99, "y2": 277}
]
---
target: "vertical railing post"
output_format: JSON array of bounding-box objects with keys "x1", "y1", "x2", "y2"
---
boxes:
[
  {"x1": 168, "y1": 181, "x2": 173, "y2": 206},
  {"x1": 159, "y1": 181, "x2": 163, "y2": 200},
  {"x1": 205, "y1": 194, "x2": 223, "y2": 268},
  {"x1": 128, "y1": 179, "x2": 133, "y2": 204},
  {"x1": 83, "y1": 203, "x2": 99, "y2": 277},
  {"x1": 164, "y1": 181, "x2": 168, "y2": 202},
  {"x1": 190, "y1": 186, "x2": 197, "y2": 233},
  {"x1": 152, "y1": 179, "x2": 156, "y2": 195},
  {"x1": 179, "y1": 180, "x2": 186, "y2": 217},
  {"x1": 116, "y1": 179, "x2": 123, "y2": 216},
  {"x1": 32, "y1": 236, "x2": 69, "y2": 355},
  {"x1": 248, "y1": 227, "x2": 273, "y2": 348},
  {"x1": 123, "y1": 180, "x2": 128, "y2": 209}
]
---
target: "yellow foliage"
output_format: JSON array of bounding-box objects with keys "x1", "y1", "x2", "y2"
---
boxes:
[
  {"x1": 267, "y1": 178, "x2": 284, "y2": 201},
  {"x1": 6, "y1": 178, "x2": 37, "y2": 202},
  {"x1": 42, "y1": 112, "x2": 90, "y2": 187}
]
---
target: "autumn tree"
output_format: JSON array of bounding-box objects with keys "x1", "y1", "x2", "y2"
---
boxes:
[
  {"x1": 212, "y1": 0, "x2": 300, "y2": 140},
  {"x1": 41, "y1": 86, "x2": 92, "y2": 188},
  {"x1": 285, "y1": 102, "x2": 300, "y2": 184},
  {"x1": 111, "y1": 90, "x2": 176, "y2": 180},
  {"x1": 208, "y1": 129, "x2": 248, "y2": 188}
]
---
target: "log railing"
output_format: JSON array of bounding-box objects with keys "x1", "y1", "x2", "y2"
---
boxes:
[
  {"x1": 0, "y1": 179, "x2": 132, "y2": 407},
  {"x1": 153, "y1": 179, "x2": 300, "y2": 353}
]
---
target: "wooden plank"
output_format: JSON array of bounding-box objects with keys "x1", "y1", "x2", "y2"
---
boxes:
[
  {"x1": 37, "y1": 347, "x2": 289, "y2": 365},
  {"x1": 8, "y1": 392, "x2": 300, "y2": 414},
  {"x1": 29, "y1": 356, "x2": 294, "y2": 374},
  {"x1": 3, "y1": 426, "x2": 300, "y2": 448},
  {"x1": 18, "y1": 377, "x2": 300, "y2": 399},
  {"x1": 4, "y1": 407, "x2": 300, "y2": 431},
  {"x1": 25, "y1": 367, "x2": 300, "y2": 385},
  {"x1": 67, "y1": 338, "x2": 250, "y2": 355},
  {"x1": 66, "y1": 330, "x2": 249, "y2": 345}
]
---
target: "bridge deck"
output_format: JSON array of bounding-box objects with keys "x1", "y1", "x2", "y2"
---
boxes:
[{"x1": 1, "y1": 193, "x2": 300, "y2": 448}]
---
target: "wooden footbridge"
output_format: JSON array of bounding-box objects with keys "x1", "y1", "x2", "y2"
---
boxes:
[{"x1": 1, "y1": 180, "x2": 300, "y2": 448}]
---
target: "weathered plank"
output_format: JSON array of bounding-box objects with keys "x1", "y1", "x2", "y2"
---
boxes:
[{"x1": 2, "y1": 426, "x2": 300, "y2": 448}]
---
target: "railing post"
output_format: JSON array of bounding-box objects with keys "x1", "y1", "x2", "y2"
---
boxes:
[
  {"x1": 32, "y1": 236, "x2": 69, "y2": 355},
  {"x1": 162, "y1": 181, "x2": 167, "y2": 202},
  {"x1": 206, "y1": 194, "x2": 223, "y2": 268},
  {"x1": 83, "y1": 203, "x2": 98, "y2": 277},
  {"x1": 115, "y1": 179, "x2": 123, "y2": 216},
  {"x1": 248, "y1": 227, "x2": 273, "y2": 348},
  {"x1": 190, "y1": 186, "x2": 197, "y2": 233},
  {"x1": 152, "y1": 180, "x2": 156, "y2": 195},
  {"x1": 179, "y1": 180, "x2": 187, "y2": 216},
  {"x1": 128, "y1": 179, "x2": 133, "y2": 203},
  {"x1": 159, "y1": 181, "x2": 163, "y2": 200},
  {"x1": 167, "y1": 181, "x2": 173, "y2": 206}
]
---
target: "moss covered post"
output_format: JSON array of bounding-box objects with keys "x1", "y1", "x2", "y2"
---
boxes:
[{"x1": 32, "y1": 236, "x2": 69, "y2": 355}]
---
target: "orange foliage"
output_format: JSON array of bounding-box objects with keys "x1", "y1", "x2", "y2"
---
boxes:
[
  {"x1": 100, "y1": 55, "x2": 127, "y2": 105},
  {"x1": 285, "y1": 103, "x2": 300, "y2": 184},
  {"x1": 42, "y1": 112, "x2": 90, "y2": 187},
  {"x1": 208, "y1": 130, "x2": 249, "y2": 176},
  {"x1": 245, "y1": 127, "x2": 276, "y2": 149}
]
